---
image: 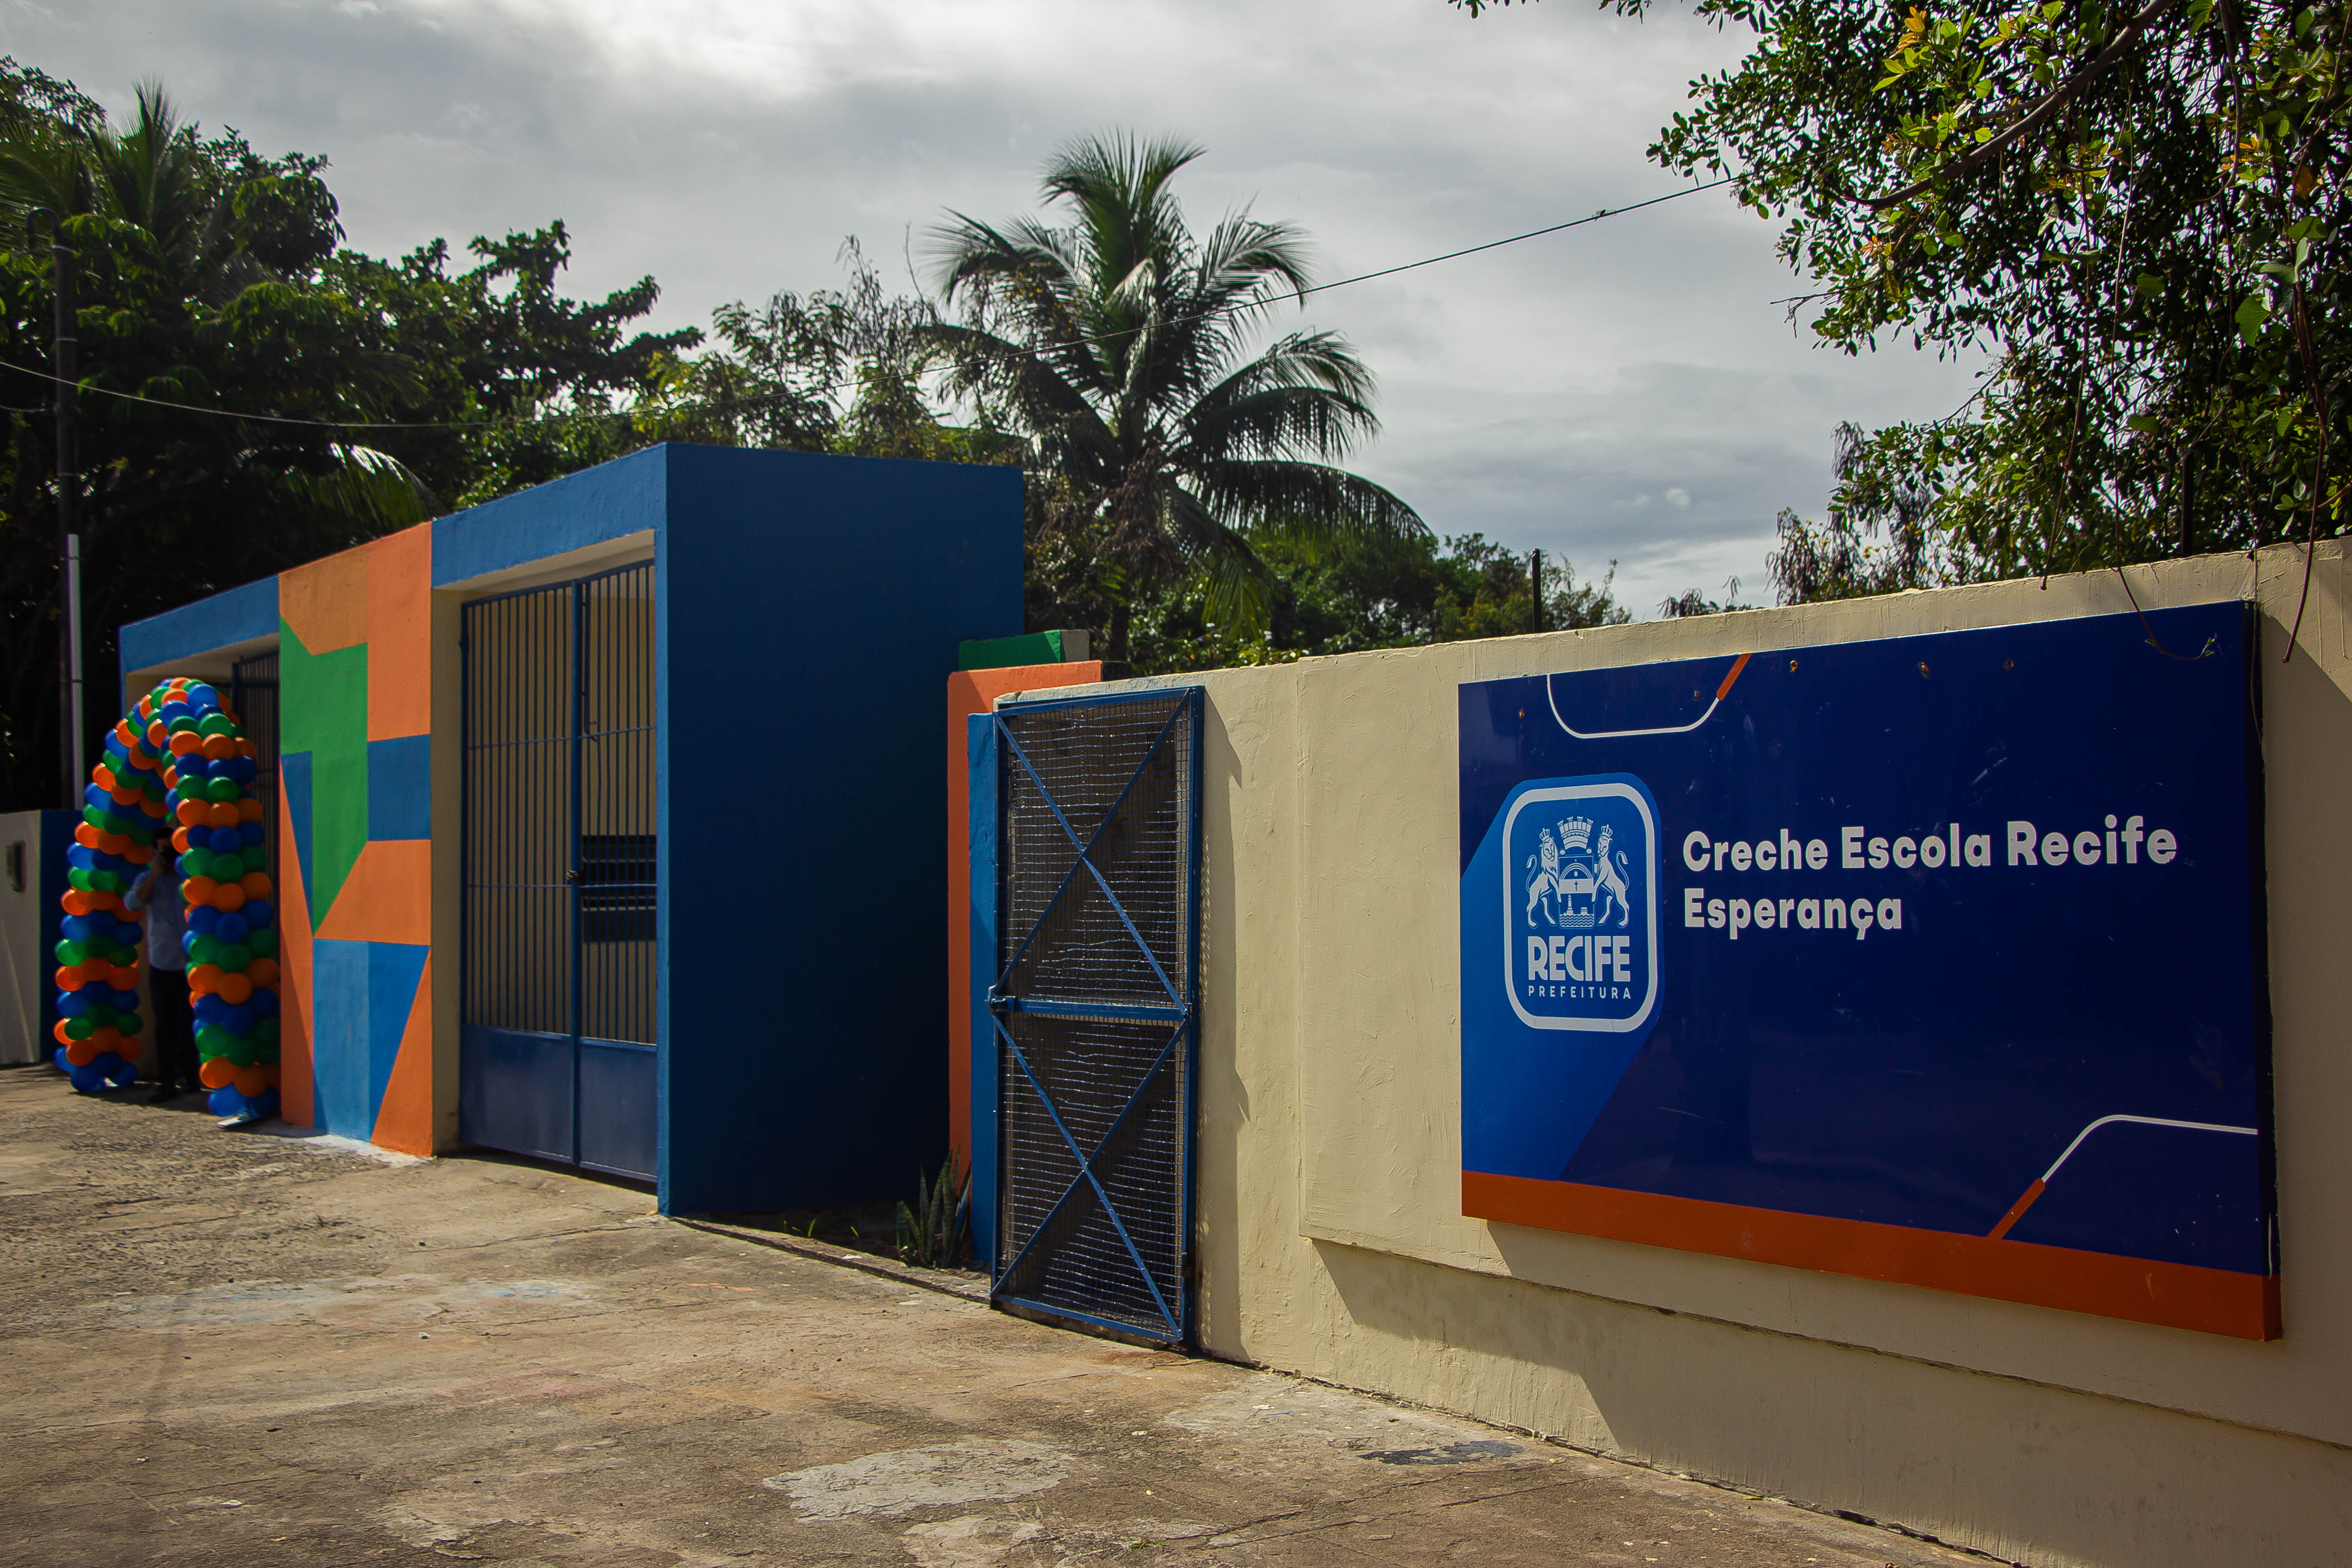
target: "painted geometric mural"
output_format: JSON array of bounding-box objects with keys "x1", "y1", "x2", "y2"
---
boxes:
[{"x1": 275, "y1": 523, "x2": 436, "y2": 1155}]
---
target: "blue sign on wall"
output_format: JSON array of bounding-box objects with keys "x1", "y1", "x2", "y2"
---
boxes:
[{"x1": 1459, "y1": 603, "x2": 2277, "y2": 1338}]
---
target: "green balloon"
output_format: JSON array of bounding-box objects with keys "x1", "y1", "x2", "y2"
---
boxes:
[
  {"x1": 246, "y1": 929, "x2": 277, "y2": 956},
  {"x1": 196, "y1": 1023, "x2": 230, "y2": 1053},
  {"x1": 117, "y1": 1014, "x2": 142, "y2": 1037},
  {"x1": 198, "y1": 714, "x2": 233, "y2": 737},
  {"x1": 217, "y1": 946, "x2": 252, "y2": 973},
  {"x1": 167, "y1": 717, "x2": 197, "y2": 735},
  {"x1": 54, "y1": 939, "x2": 85, "y2": 965},
  {"x1": 65, "y1": 868, "x2": 89, "y2": 892},
  {"x1": 211, "y1": 853, "x2": 245, "y2": 882},
  {"x1": 205, "y1": 778, "x2": 242, "y2": 804},
  {"x1": 255, "y1": 1019, "x2": 279, "y2": 1045},
  {"x1": 180, "y1": 848, "x2": 212, "y2": 879},
  {"x1": 63, "y1": 1017, "x2": 93, "y2": 1041},
  {"x1": 187, "y1": 934, "x2": 222, "y2": 965},
  {"x1": 89, "y1": 869, "x2": 121, "y2": 892}
]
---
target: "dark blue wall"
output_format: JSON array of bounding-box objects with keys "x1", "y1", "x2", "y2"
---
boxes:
[{"x1": 657, "y1": 445, "x2": 1024, "y2": 1213}]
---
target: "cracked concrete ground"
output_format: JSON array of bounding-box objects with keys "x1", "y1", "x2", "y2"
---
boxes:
[{"x1": 0, "y1": 1066, "x2": 1993, "y2": 1568}]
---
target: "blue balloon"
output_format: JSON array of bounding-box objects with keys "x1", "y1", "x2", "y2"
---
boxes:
[
  {"x1": 178, "y1": 755, "x2": 211, "y2": 780},
  {"x1": 250, "y1": 1088, "x2": 279, "y2": 1119},
  {"x1": 69, "y1": 1064, "x2": 105, "y2": 1093},
  {"x1": 189, "y1": 905, "x2": 220, "y2": 935},
  {"x1": 111, "y1": 986, "x2": 138, "y2": 1009},
  {"x1": 241, "y1": 900, "x2": 273, "y2": 930},
  {"x1": 194, "y1": 995, "x2": 225, "y2": 1024},
  {"x1": 221, "y1": 1004, "x2": 255, "y2": 1034},
  {"x1": 103, "y1": 1056, "x2": 138, "y2": 1088},
  {"x1": 66, "y1": 845, "x2": 93, "y2": 870},
  {"x1": 60, "y1": 916, "x2": 90, "y2": 943},
  {"x1": 82, "y1": 784, "x2": 110, "y2": 812},
  {"x1": 181, "y1": 931, "x2": 201, "y2": 956},
  {"x1": 216, "y1": 914, "x2": 249, "y2": 944},
  {"x1": 208, "y1": 1085, "x2": 246, "y2": 1117},
  {"x1": 58, "y1": 991, "x2": 88, "y2": 1017},
  {"x1": 186, "y1": 683, "x2": 218, "y2": 710},
  {"x1": 240, "y1": 822, "x2": 265, "y2": 847},
  {"x1": 52, "y1": 1045, "x2": 69, "y2": 1072},
  {"x1": 209, "y1": 827, "x2": 243, "y2": 853},
  {"x1": 250, "y1": 987, "x2": 279, "y2": 1018}
]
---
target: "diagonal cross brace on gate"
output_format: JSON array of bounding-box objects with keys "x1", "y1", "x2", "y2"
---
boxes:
[
  {"x1": 989, "y1": 696, "x2": 1189, "y2": 1010},
  {"x1": 990, "y1": 1014, "x2": 1185, "y2": 1338},
  {"x1": 982, "y1": 685, "x2": 1202, "y2": 1347}
]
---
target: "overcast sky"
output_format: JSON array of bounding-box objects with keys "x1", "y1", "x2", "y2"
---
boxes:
[{"x1": 13, "y1": 0, "x2": 1979, "y2": 617}]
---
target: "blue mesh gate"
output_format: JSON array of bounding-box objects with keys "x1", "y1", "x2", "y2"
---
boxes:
[{"x1": 986, "y1": 686, "x2": 1203, "y2": 1346}]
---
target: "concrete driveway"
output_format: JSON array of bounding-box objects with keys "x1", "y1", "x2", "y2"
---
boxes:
[{"x1": 0, "y1": 1067, "x2": 1988, "y2": 1568}]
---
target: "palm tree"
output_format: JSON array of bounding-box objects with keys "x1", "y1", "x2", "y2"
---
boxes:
[{"x1": 930, "y1": 133, "x2": 1423, "y2": 661}]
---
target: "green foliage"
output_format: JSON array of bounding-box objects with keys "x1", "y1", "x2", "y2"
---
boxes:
[
  {"x1": 1122, "y1": 532, "x2": 1630, "y2": 675},
  {"x1": 929, "y1": 132, "x2": 1426, "y2": 662},
  {"x1": 1455, "y1": 0, "x2": 2352, "y2": 585},
  {"x1": 895, "y1": 1156, "x2": 970, "y2": 1270}
]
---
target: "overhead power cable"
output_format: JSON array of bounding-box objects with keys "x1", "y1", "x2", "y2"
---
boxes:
[{"x1": 0, "y1": 175, "x2": 1738, "y2": 434}]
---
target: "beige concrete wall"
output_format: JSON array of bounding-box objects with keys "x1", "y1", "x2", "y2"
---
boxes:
[
  {"x1": 0, "y1": 811, "x2": 48, "y2": 1065},
  {"x1": 1029, "y1": 542, "x2": 2352, "y2": 1568}
]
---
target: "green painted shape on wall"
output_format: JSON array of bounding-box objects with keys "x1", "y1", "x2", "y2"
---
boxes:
[{"x1": 279, "y1": 617, "x2": 370, "y2": 928}]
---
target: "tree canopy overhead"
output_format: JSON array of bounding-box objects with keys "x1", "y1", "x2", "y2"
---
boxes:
[
  {"x1": 1455, "y1": 0, "x2": 2352, "y2": 593},
  {"x1": 928, "y1": 132, "x2": 1427, "y2": 661}
]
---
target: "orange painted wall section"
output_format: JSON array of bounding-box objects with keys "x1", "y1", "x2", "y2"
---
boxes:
[
  {"x1": 313, "y1": 839, "x2": 432, "y2": 945},
  {"x1": 278, "y1": 547, "x2": 370, "y2": 657},
  {"x1": 371, "y1": 953, "x2": 435, "y2": 1156},
  {"x1": 947, "y1": 662, "x2": 1101, "y2": 1174},
  {"x1": 366, "y1": 524, "x2": 434, "y2": 741}
]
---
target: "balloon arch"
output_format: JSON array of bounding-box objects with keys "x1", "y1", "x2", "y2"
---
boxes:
[{"x1": 53, "y1": 677, "x2": 283, "y2": 1120}]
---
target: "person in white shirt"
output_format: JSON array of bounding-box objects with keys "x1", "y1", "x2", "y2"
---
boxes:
[{"x1": 122, "y1": 854, "x2": 194, "y2": 1102}]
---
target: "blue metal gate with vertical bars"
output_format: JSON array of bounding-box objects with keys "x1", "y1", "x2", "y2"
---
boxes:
[
  {"x1": 986, "y1": 686, "x2": 1202, "y2": 1346},
  {"x1": 459, "y1": 562, "x2": 658, "y2": 1180}
]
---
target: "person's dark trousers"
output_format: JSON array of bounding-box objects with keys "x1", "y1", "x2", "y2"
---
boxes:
[{"x1": 148, "y1": 967, "x2": 197, "y2": 1093}]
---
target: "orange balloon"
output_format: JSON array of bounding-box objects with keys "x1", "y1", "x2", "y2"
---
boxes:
[
  {"x1": 145, "y1": 720, "x2": 166, "y2": 748},
  {"x1": 181, "y1": 875, "x2": 218, "y2": 906},
  {"x1": 176, "y1": 799, "x2": 207, "y2": 827},
  {"x1": 216, "y1": 972, "x2": 253, "y2": 1005},
  {"x1": 239, "y1": 872, "x2": 271, "y2": 899},
  {"x1": 113, "y1": 720, "x2": 136, "y2": 747},
  {"x1": 236, "y1": 739, "x2": 257, "y2": 759},
  {"x1": 206, "y1": 803, "x2": 241, "y2": 829},
  {"x1": 93, "y1": 763, "x2": 118, "y2": 792},
  {"x1": 245, "y1": 958, "x2": 279, "y2": 987},
  {"x1": 200, "y1": 734, "x2": 237, "y2": 761},
  {"x1": 123, "y1": 842, "x2": 154, "y2": 866},
  {"x1": 232, "y1": 1065, "x2": 269, "y2": 1097},
  {"x1": 52, "y1": 966, "x2": 79, "y2": 990},
  {"x1": 172, "y1": 826, "x2": 193, "y2": 853},
  {"x1": 108, "y1": 963, "x2": 139, "y2": 988},
  {"x1": 64, "y1": 1039, "x2": 101, "y2": 1067},
  {"x1": 62, "y1": 890, "x2": 94, "y2": 916},
  {"x1": 236, "y1": 797, "x2": 264, "y2": 824},
  {"x1": 74, "y1": 823, "x2": 100, "y2": 849},
  {"x1": 199, "y1": 1057, "x2": 237, "y2": 1089},
  {"x1": 139, "y1": 796, "x2": 165, "y2": 820},
  {"x1": 211, "y1": 883, "x2": 246, "y2": 913},
  {"x1": 187, "y1": 964, "x2": 224, "y2": 996},
  {"x1": 161, "y1": 767, "x2": 180, "y2": 790},
  {"x1": 168, "y1": 730, "x2": 201, "y2": 756},
  {"x1": 52, "y1": 1019, "x2": 73, "y2": 1045},
  {"x1": 87, "y1": 1026, "x2": 119, "y2": 1054},
  {"x1": 94, "y1": 829, "x2": 127, "y2": 854}
]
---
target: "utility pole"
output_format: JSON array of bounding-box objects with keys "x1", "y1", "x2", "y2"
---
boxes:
[
  {"x1": 1529, "y1": 549, "x2": 1544, "y2": 635},
  {"x1": 31, "y1": 211, "x2": 82, "y2": 808}
]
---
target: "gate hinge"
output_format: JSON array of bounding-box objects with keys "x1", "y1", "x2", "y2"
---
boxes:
[{"x1": 985, "y1": 988, "x2": 1011, "y2": 1014}]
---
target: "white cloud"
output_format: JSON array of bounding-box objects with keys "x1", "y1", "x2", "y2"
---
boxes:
[{"x1": 7, "y1": 0, "x2": 1979, "y2": 615}]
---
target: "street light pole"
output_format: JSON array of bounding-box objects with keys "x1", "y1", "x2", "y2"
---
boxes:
[
  {"x1": 30, "y1": 210, "x2": 82, "y2": 808},
  {"x1": 1529, "y1": 549, "x2": 1544, "y2": 635}
]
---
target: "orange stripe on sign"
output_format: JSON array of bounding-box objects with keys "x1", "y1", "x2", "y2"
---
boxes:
[
  {"x1": 1461, "y1": 1171, "x2": 2279, "y2": 1341},
  {"x1": 1713, "y1": 652, "x2": 1753, "y2": 701},
  {"x1": 1986, "y1": 1178, "x2": 2047, "y2": 1241},
  {"x1": 367, "y1": 523, "x2": 433, "y2": 741}
]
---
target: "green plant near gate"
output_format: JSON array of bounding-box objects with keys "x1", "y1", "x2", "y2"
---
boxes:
[{"x1": 897, "y1": 1157, "x2": 970, "y2": 1270}]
